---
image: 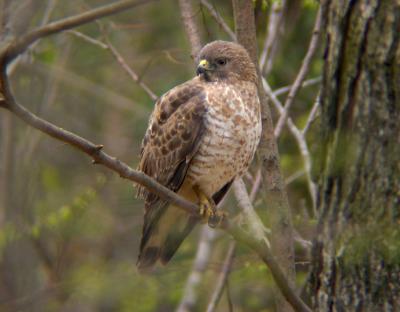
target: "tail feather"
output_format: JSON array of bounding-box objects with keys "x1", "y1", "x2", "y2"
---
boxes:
[
  {"x1": 160, "y1": 215, "x2": 197, "y2": 264},
  {"x1": 137, "y1": 205, "x2": 197, "y2": 271},
  {"x1": 137, "y1": 183, "x2": 199, "y2": 271}
]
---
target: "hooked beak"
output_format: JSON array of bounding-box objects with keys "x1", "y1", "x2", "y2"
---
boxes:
[{"x1": 196, "y1": 59, "x2": 213, "y2": 76}]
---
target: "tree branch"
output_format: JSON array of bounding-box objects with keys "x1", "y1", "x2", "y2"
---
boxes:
[
  {"x1": 176, "y1": 226, "x2": 218, "y2": 312},
  {"x1": 224, "y1": 222, "x2": 311, "y2": 312},
  {"x1": 0, "y1": 2, "x2": 312, "y2": 310},
  {"x1": 232, "y1": 1, "x2": 296, "y2": 311},
  {"x1": 206, "y1": 241, "x2": 236, "y2": 312},
  {"x1": 274, "y1": 7, "x2": 322, "y2": 137},
  {"x1": 179, "y1": 0, "x2": 202, "y2": 60},
  {"x1": 273, "y1": 76, "x2": 321, "y2": 97},
  {"x1": 1, "y1": 0, "x2": 155, "y2": 64},
  {"x1": 199, "y1": 0, "x2": 236, "y2": 41},
  {"x1": 104, "y1": 37, "x2": 158, "y2": 101},
  {"x1": 0, "y1": 67, "x2": 312, "y2": 312},
  {"x1": 259, "y1": 1, "x2": 286, "y2": 73},
  {"x1": 263, "y1": 78, "x2": 317, "y2": 213},
  {"x1": 0, "y1": 70, "x2": 197, "y2": 216}
]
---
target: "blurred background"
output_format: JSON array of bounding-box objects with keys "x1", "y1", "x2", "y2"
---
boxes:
[{"x1": 0, "y1": 1, "x2": 321, "y2": 311}]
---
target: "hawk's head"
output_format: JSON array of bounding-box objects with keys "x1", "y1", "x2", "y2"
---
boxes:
[{"x1": 196, "y1": 41, "x2": 257, "y2": 84}]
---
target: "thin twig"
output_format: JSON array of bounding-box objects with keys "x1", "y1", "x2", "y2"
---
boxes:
[
  {"x1": 274, "y1": 7, "x2": 322, "y2": 137},
  {"x1": 66, "y1": 30, "x2": 158, "y2": 101},
  {"x1": 7, "y1": 0, "x2": 57, "y2": 75},
  {"x1": 263, "y1": 78, "x2": 317, "y2": 214},
  {"x1": 206, "y1": 242, "x2": 236, "y2": 312},
  {"x1": 285, "y1": 170, "x2": 305, "y2": 185},
  {"x1": 301, "y1": 92, "x2": 320, "y2": 136},
  {"x1": 105, "y1": 38, "x2": 158, "y2": 101},
  {"x1": 67, "y1": 30, "x2": 108, "y2": 49},
  {"x1": 273, "y1": 76, "x2": 321, "y2": 97},
  {"x1": 2, "y1": 0, "x2": 156, "y2": 63},
  {"x1": 200, "y1": 0, "x2": 236, "y2": 41},
  {"x1": 259, "y1": 1, "x2": 285, "y2": 73},
  {"x1": 249, "y1": 169, "x2": 262, "y2": 201}
]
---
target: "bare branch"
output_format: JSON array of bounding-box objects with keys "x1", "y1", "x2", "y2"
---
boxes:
[
  {"x1": 7, "y1": 0, "x2": 57, "y2": 75},
  {"x1": 232, "y1": 2, "x2": 297, "y2": 311},
  {"x1": 263, "y1": 78, "x2": 317, "y2": 214},
  {"x1": 67, "y1": 30, "x2": 108, "y2": 49},
  {"x1": 205, "y1": 172, "x2": 262, "y2": 312},
  {"x1": 206, "y1": 241, "x2": 236, "y2": 312},
  {"x1": 273, "y1": 76, "x2": 321, "y2": 97},
  {"x1": 274, "y1": 7, "x2": 322, "y2": 137},
  {"x1": 224, "y1": 220, "x2": 312, "y2": 312},
  {"x1": 30, "y1": 61, "x2": 148, "y2": 117},
  {"x1": 199, "y1": 0, "x2": 236, "y2": 41},
  {"x1": 1, "y1": 66, "x2": 312, "y2": 312},
  {"x1": 301, "y1": 92, "x2": 320, "y2": 135},
  {"x1": 105, "y1": 38, "x2": 158, "y2": 101},
  {"x1": 66, "y1": 30, "x2": 158, "y2": 101},
  {"x1": 233, "y1": 179, "x2": 270, "y2": 246},
  {"x1": 0, "y1": 70, "x2": 196, "y2": 216},
  {"x1": 2, "y1": 0, "x2": 155, "y2": 63},
  {"x1": 179, "y1": 0, "x2": 202, "y2": 60},
  {"x1": 249, "y1": 168, "x2": 262, "y2": 201},
  {"x1": 259, "y1": 1, "x2": 285, "y2": 73},
  {"x1": 176, "y1": 227, "x2": 218, "y2": 312}
]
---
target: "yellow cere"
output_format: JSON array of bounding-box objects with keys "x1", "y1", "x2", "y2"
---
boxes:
[{"x1": 199, "y1": 59, "x2": 209, "y2": 67}]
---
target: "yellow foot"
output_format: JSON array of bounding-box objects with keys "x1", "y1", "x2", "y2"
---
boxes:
[{"x1": 194, "y1": 186, "x2": 227, "y2": 228}]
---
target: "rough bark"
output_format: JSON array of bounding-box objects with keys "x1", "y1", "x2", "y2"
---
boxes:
[
  {"x1": 232, "y1": 1, "x2": 295, "y2": 311},
  {"x1": 308, "y1": 0, "x2": 400, "y2": 311}
]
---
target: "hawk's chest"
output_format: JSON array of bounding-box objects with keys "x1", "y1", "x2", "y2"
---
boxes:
[{"x1": 187, "y1": 82, "x2": 261, "y2": 196}]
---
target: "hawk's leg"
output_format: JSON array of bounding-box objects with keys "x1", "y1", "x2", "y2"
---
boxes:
[{"x1": 193, "y1": 185, "x2": 225, "y2": 228}]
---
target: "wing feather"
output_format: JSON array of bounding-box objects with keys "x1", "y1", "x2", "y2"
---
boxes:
[{"x1": 137, "y1": 80, "x2": 207, "y2": 252}]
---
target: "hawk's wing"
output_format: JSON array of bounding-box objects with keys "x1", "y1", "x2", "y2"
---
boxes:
[{"x1": 137, "y1": 80, "x2": 207, "y2": 269}]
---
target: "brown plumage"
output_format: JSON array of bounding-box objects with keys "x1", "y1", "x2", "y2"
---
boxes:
[{"x1": 137, "y1": 41, "x2": 261, "y2": 270}]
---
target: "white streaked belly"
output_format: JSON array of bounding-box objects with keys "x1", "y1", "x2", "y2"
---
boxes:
[{"x1": 186, "y1": 88, "x2": 261, "y2": 197}]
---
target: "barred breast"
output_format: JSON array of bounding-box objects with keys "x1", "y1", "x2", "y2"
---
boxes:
[{"x1": 186, "y1": 82, "x2": 261, "y2": 198}]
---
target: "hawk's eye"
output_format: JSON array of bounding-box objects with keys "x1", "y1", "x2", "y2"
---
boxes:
[{"x1": 216, "y1": 58, "x2": 227, "y2": 66}]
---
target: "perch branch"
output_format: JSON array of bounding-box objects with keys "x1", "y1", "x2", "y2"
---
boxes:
[
  {"x1": 0, "y1": 71, "x2": 196, "y2": 215},
  {"x1": 0, "y1": 2, "x2": 311, "y2": 309},
  {"x1": 0, "y1": 69, "x2": 311, "y2": 312}
]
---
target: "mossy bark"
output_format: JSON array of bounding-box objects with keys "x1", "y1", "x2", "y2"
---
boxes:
[{"x1": 308, "y1": 0, "x2": 400, "y2": 311}]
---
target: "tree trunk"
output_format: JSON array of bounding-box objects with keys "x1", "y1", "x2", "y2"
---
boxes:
[
  {"x1": 308, "y1": 0, "x2": 400, "y2": 311},
  {"x1": 232, "y1": 1, "x2": 295, "y2": 311}
]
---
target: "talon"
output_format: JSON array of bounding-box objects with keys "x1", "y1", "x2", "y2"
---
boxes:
[
  {"x1": 208, "y1": 211, "x2": 228, "y2": 228},
  {"x1": 194, "y1": 185, "x2": 226, "y2": 228},
  {"x1": 194, "y1": 185, "x2": 215, "y2": 224}
]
